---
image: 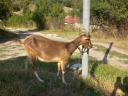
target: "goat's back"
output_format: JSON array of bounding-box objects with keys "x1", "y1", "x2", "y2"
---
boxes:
[{"x1": 23, "y1": 35, "x2": 70, "y2": 61}]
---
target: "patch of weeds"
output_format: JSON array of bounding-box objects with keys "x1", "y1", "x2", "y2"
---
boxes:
[
  {"x1": 28, "y1": 82, "x2": 48, "y2": 96},
  {"x1": 95, "y1": 64, "x2": 128, "y2": 82}
]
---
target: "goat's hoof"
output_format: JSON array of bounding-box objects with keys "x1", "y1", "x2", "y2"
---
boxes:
[
  {"x1": 62, "y1": 80, "x2": 67, "y2": 85},
  {"x1": 39, "y1": 79, "x2": 44, "y2": 83},
  {"x1": 57, "y1": 75, "x2": 61, "y2": 80},
  {"x1": 57, "y1": 74, "x2": 61, "y2": 80}
]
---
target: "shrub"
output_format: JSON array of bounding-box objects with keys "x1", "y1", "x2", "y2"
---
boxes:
[{"x1": 7, "y1": 12, "x2": 34, "y2": 28}]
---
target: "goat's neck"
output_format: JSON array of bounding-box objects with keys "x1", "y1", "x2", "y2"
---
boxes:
[{"x1": 67, "y1": 37, "x2": 81, "y2": 54}]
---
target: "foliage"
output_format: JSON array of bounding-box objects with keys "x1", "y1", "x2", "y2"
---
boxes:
[
  {"x1": 32, "y1": 10, "x2": 46, "y2": 29},
  {"x1": 0, "y1": 0, "x2": 12, "y2": 22},
  {"x1": 91, "y1": 0, "x2": 128, "y2": 37},
  {"x1": 7, "y1": 12, "x2": 34, "y2": 27},
  {"x1": 32, "y1": 0, "x2": 65, "y2": 29},
  {"x1": 1, "y1": 0, "x2": 128, "y2": 37},
  {"x1": 91, "y1": 0, "x2": 128, "y2": 22},
  {"x1": 1, "y1": 0, "x2": 83, "y2": 29},
  {"x1": 12, "y1": 0, "x2": 30, "y2": 12},
  {"x1": 0, "y1": 0, "x2": 12, "y2": 28}
]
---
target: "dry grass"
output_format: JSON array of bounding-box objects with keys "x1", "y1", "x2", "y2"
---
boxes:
[
  {"x1": 91, "y1": 31, "x2": 128, "y2": 52},
  {"x1": 41, "y1": 29, "x2": 80, "y2": 40}
]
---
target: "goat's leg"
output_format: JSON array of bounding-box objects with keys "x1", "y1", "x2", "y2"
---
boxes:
[
  {"x1": 62, "y1": 71, "x2": 66, "y2": 84},
  {"x1": 60, "y1": 62, "x2": 67, "y2": 84},
  {"x1": 31, "y1": 56, "x2": 44, "y2": 83},
  {"x1": 57, "y1": 62, "x2": 61, "y2": 77},
  {"x1": 25, "y1": 56, "x2": 32, "y2": 70}
]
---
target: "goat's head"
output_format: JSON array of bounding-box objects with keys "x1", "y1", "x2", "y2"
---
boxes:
[{"x1": 79, "y1": 33, "x2": 93, "y2": 49}]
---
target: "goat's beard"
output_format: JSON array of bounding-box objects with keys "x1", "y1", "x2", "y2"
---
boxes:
[{"x1": 88, "y1": 41, "x2": 93, "y2": 49}]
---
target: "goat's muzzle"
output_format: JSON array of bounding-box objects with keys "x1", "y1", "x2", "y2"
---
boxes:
[{"x1": 82, "y1": 40, "x2": 93, "y2": 49}]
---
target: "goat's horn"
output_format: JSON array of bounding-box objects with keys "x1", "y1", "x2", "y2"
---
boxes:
[{"x1": 80, "y1": 30, "x2": 88, "y2": 36}]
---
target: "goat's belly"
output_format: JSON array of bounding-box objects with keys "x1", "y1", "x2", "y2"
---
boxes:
[{"x1": 38, "y1": 56, "x2": 59, "y2": 62}]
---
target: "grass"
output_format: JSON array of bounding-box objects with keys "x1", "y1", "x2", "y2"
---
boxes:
[
  {"x1": 89, "y1": 57, "x2": 128, "y2": 95},
  {"x1": 0, "y1": 52, "x2": 128, "y2": 96},
  {"x1": 0, "y1": 55, "x2": 102, "y2": 96},
  {"x1": 0, "y1": 29, "x2": 128, "y2": 96},
  {"x1": 41, "y1": 29, "x2": 80, "y2": 40},
  {"x1": 91, "y1": 31, "x2": 128, "y2": 52}
]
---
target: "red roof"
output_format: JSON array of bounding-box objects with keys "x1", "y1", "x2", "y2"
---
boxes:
[{"x1": 64, "y1": 16, "x2": 80, "y2": 24}]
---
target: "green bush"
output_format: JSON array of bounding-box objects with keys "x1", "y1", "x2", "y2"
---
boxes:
[
  {"x1": 91, "y1": 0, "x2": 128, "y2": 37},
  {"x1": 0, "y1": 0, "x2": 12, "y2": 21},
  {"x1": 32, "y1": 0, "x2": 65, "y2": 29},
  {"x1": 32, "y1": 11, "x2": 46, "y2": 29},
  {"x1": 7, "y1": 12, "x2": 34, "y2": 27}
]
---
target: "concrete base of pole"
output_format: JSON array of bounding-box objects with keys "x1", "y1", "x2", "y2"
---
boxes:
[{"x1": 82, "y1": 52, "x2": 89, "y2": 79}]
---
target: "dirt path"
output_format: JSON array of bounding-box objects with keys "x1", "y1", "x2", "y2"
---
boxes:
[{"x1": 0, "y1": 28, "x2": 128, "y2": 69}]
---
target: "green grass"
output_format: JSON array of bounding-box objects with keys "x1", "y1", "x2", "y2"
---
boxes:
[
  {"x1": 94, "y1": 63, "x2": 128, "y2": 82},
  {"x1": 6, "y1": 12, "x2": 35, "y2": 28}
]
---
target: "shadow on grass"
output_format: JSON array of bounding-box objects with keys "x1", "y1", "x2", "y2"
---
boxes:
[
  {"x1": 0, "y1": 28, "x2": 43, "y2": 44},
  {"x1": 89, "y1": 57, "x2": 103, "y2": 83},
  {"x1": 16, "y1": 28, "x2": 42, "y2": 39},
  {"x1": 111, "y1": 76, "x2": 128, "y2": 96},
  {"x1": 0, "y1": 56, "x2": 104, "y2": 96},
  {"x1": 102, "y1": 42, "x2": 113, "y2": 64},
  {"x1": 0, "y1": 29, "x2": 18, "y2": 43}
]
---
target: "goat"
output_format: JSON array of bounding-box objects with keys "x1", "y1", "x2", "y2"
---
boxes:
[{"x1": 18, "y1": 33, "x2": 92, "y2": 84}]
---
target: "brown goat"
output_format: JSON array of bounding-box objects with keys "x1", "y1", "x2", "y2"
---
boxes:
[{"x1": 18, "y1": 33, "x2": 92, "y2": 84}]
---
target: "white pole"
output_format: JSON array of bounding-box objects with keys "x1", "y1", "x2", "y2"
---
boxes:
[{"x1": 82, "y1": 0, "x2": 90, "y2": 79}]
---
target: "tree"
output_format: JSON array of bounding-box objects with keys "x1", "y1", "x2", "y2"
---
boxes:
[
  {"x1": 32, "y1": 0, "x2": 65, "y2": 29},
  {"x1": 0, "y1": 0, "x2": 12, "y2": 22},
  {"x1": 91, "y1": 0, "x2": 128, "y2": 37}
]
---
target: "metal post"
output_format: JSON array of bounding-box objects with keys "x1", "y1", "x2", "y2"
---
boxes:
[{"x1": 82, "y1": 0, "x2": 90, "y2": 79}]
